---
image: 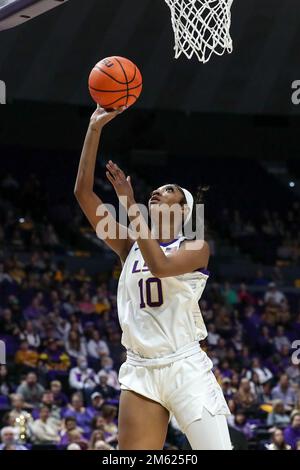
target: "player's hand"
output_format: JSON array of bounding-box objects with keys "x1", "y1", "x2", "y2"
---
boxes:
[
  {"x1": 90, "y1": 105, "x2": 126, "y2": 131},
  {"x1": 106, "y1": 160, "x2": 135, "y2": 206}
]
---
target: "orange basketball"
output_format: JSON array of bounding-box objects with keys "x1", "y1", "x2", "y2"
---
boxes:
[{"x1": 88, "y1": 56, "x2": 143, "y2": 110}]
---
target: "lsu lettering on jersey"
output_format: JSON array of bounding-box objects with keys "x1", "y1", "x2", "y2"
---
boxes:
[{"x1": 117, "y1": 237, "x2": 209, "y2": 359}]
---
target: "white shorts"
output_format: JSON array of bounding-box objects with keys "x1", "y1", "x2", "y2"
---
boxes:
[{"x1": 119, "y1": 349, "x2": 230, "y2": 434}]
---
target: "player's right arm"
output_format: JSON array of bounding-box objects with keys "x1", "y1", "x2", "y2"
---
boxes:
[{"x1": 74, "y1": 106, "x2": 134, "y2": 263}]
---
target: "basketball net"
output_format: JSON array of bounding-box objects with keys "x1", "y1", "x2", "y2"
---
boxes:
[{"x1": 164, "y1": 0, "x2": 234, "y2": 63}]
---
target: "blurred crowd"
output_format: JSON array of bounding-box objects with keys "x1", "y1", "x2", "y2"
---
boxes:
[{"x1": 1, "y1": 171, "x2": 300, "y2": 450}]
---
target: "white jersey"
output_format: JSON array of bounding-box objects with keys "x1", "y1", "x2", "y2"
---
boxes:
[{"x1": 117, "y1": 237, "x2": 209, "y2": 360}]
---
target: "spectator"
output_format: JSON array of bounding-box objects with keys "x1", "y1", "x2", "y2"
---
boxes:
[
  {"x1": 0, "y1": 365, "x2": 14, "y2": 396},
  {"x1": 50, "y1": 380, "x2": 69, "y2": 408},
  {"x1": 284, "y1": 411, "x2": 300, "y2": 450},
  {"x1": 9, "y1": 394, "x2": 33, "y2": 442},
  {"x1": 16, "y1": 372, "x2": 45, "y2": 407},
  {"x1": 0, "y1": 427, "x2": 27, "y2": 451},
  {"x1": 271, "y1": 374, "x2": 297, "y2": 410},
  {"x1": 19, "y1": 320, "x2": 41, "y2": 349},
  {"x1": 264, "y1": 283, "x2": 286, "y2": 306},
  {"x1": 266, "y1": 400, "x2": 291, "y2": 428},
  {"x1": 87, "y1": 330, "x2": 110, "y2": 359},
  {"x1": 98, "y1": 357, "x2": 120, "y2": 391},
  {"x1": 88, "y1": 430, "x2": 106, "y2": 450},
  {"x1": 234, "y1": 378, "x2": 257, "y2": 410},
  {"x1": 62, "y1": 393, "x2": 91, "y2": 437},
  {"x1": 15, "y1": 340, "x2": 39, "y2": 370},
  {"x1": 87, "y1": 392, "x2": 105, "y2": 420},
  {"x1": 59, "y1": 417, "x2": 84, "y2": 447},
  {"x1": 69, "y1": 357, "x2": 98, "y2": 392},
  {"x1": 95, "y1": 373, "x2": 119, "y2": 400},
  {"x1": 66, "y1": 331, "x2": 87, "y2": 361},
  {"x1": 274, "y1": 325, "x2": 291, "y2": 353},
  {"x1": 245, "y1": 357, "x2": 273, "y2": 385},
  {"x1": 30, "y1": 406, "x2": 60, "y2": 445},
  {"x1": 207, "y1": 324, "x2": 220, "y2": 347},
  {"x1": 227, "y1": 411, "x2": 253, "y2": 440},
  {"x1": 266, "y1": 428, "x2": 291, "y2": 450}
]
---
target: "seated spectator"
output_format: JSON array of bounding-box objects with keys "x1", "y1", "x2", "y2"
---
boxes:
[
  {"x1": 245, "y1": 357, "x2": 273, "y2": 385},
  {"x1": 87, "y1": 330, "x2": 110, "y2": 359},
  {"x1": 267, "y1": 400, "x2": 291, "y2": 428},
  {"x1": 78, "y1": 293, "x2": 95, "y2": 315},
  {"x1": 264, "y1": 283, "x2": 286, "y2": 306},
  {"x1": 88, "y1": 430, "x2": 106, "y2": 450},
  {"x1": 274, "y1": 325, "x2": 291, "y2": 353},
  {"x1": 207, "y1": 323, "x2": 220, "y2": 347},
  {"x1": 0, "y1": 308, "x2": 20, "y2": 337},
  {"x1": 221, "y1": 378, "x2": 236, "y2": 401},
  {"x1": 271, "y1": 374, "x2": 297, "y2": 410},
  {"x1": 0, "y1": 427, "x2": 27, "y2": 451},
  {"x1": 15, "y1": 340, "x2": 39, "y2": 370},
  {"x1": 19, "y1": 320, "x2": 41, "y2": 349},
  {"x1": 62, "y1": 393, "x2": 91, "y2": 437},
  {"x1": 66, "y1": 331, "x2": 87, "y2": 361},
  {"x1": 93, "y1": 440, "x2": 114, "y2": 450},
  {"x1": 95, "y1": 373, "x2": 119, "y2": 400},
  {"x1": 33, "y1": 391, "x2": 61, "y2": 425},
  {"x1": 102, "y1": 405, "x2": 118, "y2": 437},
  {"x1": 16, "y1": 372, "x2": 45, "y2": 408},
  {"x1": 41, "y1": 338, "x2": 71, "y2": 371},
  {"x1": 227, "y1": 410, "x2": 253, "y2": 440},
  {"x1": 67, "y1": 429, "x2": 88, "y2": 450},
  {"x1": 284, "y1": 411, "x2": 300, "y2": 450},
  {"x1": 30, "y1": 406, "x2": 60, "y2": 445},
  {"x1": 59, "y1": 417, "x2": 84, "y2": 447},
  {"x1": 9, "y1": 394, "x2": 33, "y2": 443},
  {"x1": 266, "y1": 428, "x2": 291, "y2": 450},
  {"x1": 50, "y1": 380, "x2": 69, "y2": 408},
  {"x1": 0, "y1": 365, "x2": 14, "y2": 396},
  {"x1": 98, "y1": 357, "x2": 120, "y2": 391},
  {"x1": 92, "y1": 286, "x2": 111, "y2": 315},
  {"x1": 87, "y1": 392, "x2": 105, "y2": 420},
  {"x1": 234, "y1": 378, "x2": 257, "y2": 410},
  {"x1": 69, "y1": 357, "x2": 98, "y2": 392}
]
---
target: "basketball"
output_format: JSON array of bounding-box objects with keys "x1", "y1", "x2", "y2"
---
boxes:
[{"x1": 88, "y1": 56, "x2": 143, "y2": 110}]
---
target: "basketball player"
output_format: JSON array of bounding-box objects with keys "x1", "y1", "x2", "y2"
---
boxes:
[{"x1": 74, "y1": 105, "x2": 231, "y2": 450}]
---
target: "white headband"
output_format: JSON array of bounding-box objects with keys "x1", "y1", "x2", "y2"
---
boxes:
[{"x1": 180, "y1": 187, "x2": 194, "y2": 226}]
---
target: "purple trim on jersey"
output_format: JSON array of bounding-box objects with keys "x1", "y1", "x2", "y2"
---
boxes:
[
  {"x1": 159, "y1": 239, "x2": 178, "y2": 247},
  {"x1": 195, "y1": 268, "x2": 210, "y2": 276}
]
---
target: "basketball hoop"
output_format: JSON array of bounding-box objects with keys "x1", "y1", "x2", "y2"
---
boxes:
[{"x1": 164, "y1": 0, "x2": 234, "y2": 63}]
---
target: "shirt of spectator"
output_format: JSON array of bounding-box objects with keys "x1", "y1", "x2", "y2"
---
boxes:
[
  {"x1": 62, "y1": 393, "x2": 92, "y2": 437},
  {"x1": 59, "y1": 417, "x2": 84, "y2": 447},
  {"x1": 0, "y1": 365, "x2": 14, "y2": 396},
  {"x1": 19, "y1": 321, "x2": 41, "y2": 349},
  {"x1": 266, "y1": 428, "x2": 292, "y2": 450},
  {"x1": 69, "y1": 357, "x2": 98, "y2": 391},
  {"x1": 264, "y1": 283, "x2": 286, "y2": 306},
  {"x1": 266, "y1": 400, "x2": 291, "y2": 428},
  {"x1": 86, "y1": 392, "x2": 105, "y2": 420},
  {"x1": 0, "y1": 427, "x2": 28, "y2": 451},
  {"x1": 50, "y1": 380, "x2": 69, "y2": 408},
  {"x1": 98, "y1": 357, "x2": 120, "y2": 391},
  {"x1": 271, "y1": 374, "x2": 297, "y2": 410},
  {"x1": 274, "y1": 326, "x2": 291, "y2": 353},
  {"x1": 283, "y1": 412, "x2": 300, "y2": 450},
  {"x1": 87, "y1": 331, "x2": 110, "y2": 359},
  {"x1": 227, "y1": 411, "x2": 254, "y2": 440},
  {"x1": 15, "y1": 340, "x2": 39, "y2": 370},
  {"x1": 30, "y1": 406, "x2": 60, "y2": 445},
  {"x1": 66, "y1": 331, "x2": 87, "y2": 361},
  {"x1": 95, "y1": 373, "x2": 119, "y2": 400},
  {"x1": 8, "y1": 394, "x2": 33, "y2": 443},
  {"x1": 40, "y1": 339, "x2": 71, "y2": 371},
  {"x1": 245, "y1": 357, "x2": 273, "y2": 385},
  {"x1": 16, "y1": 372, "x2": 45, "y2": 408}
]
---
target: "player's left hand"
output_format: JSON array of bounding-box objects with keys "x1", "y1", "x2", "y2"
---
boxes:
[{"x1": 106, "y1": 160, "x2": 135, "y2": 206}]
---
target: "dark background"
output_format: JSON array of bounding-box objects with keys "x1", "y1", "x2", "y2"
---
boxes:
[{"x1": 0, "y1": 0, "x2": 300, "y2": 115}]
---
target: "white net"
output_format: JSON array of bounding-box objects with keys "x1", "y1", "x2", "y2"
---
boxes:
[{"x1": 164, "y1": 0, "x2": 234, "y2": 63}]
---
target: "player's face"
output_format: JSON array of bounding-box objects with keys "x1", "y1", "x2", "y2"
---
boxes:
[{"x1": 148, "y1": 184, "x2": 184, "y2": 208}]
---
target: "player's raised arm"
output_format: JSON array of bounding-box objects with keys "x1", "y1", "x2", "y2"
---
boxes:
[{"x1": 74, "y1": 106, "x2": 134, "y2": 262}]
